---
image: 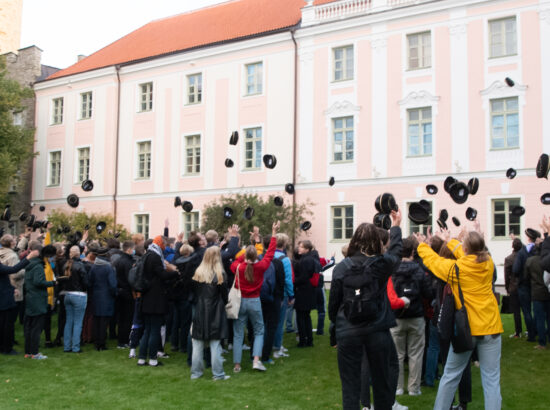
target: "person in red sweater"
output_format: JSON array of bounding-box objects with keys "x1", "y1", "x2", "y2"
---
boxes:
[{"x1": 231, "y1": 221, "x2": 280, "y2": 373}]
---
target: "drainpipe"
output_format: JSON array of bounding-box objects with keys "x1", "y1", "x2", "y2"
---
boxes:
[
  {"x1": 291, "y1": 29, "x2": 298, "y2": 248},
  {"x1": 113, "y1": 65, "x2": 121, "y2": 227}
]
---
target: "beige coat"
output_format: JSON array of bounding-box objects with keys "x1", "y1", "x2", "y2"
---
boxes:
[{"x1": 0, "y1": 248, "x2": 25, "y2": 302}]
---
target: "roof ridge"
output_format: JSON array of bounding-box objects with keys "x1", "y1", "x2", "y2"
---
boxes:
[{"x1": 149, "y1": 0, "x2": 240, "y2": 24}]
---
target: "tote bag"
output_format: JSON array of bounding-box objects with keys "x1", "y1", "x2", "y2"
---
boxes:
[
  {"x1": 451, "y1": 264, "x2": 475, "y2": 353},
  {"x1": 225, "y1": 266, "x2": 242, "y2": 320}
]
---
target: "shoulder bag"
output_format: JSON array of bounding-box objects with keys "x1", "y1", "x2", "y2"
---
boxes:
[
  {"x1": 225, "y1": 266, "x2": 242, "y2": 320},
  {"x1": 451, "y1": 264, "x2": 475, "y2": 353}
]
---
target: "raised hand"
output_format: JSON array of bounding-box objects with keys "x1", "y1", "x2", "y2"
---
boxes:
[
  {"x1": 228, "y1": 224, "x2": 240, "y2": 236},
  {"x1": 272, "y1": 221, "x2": 281, "y2": 235},
  {"x1": 390, "y1": 209, "x2": 402, "y2": 227}
]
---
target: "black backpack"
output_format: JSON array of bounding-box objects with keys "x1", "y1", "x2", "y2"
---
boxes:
[
  {"x1": 341, "y1": 257, "x2": 383, "y2": 324},
  {"x1": 272, "y1": 255, "x2": 286, "y2": 301},
  {"x1": 128, "y1": 252, "x2": 151, "y2": 292},
  {"x1": 393, "y1": 273, "x2": 420, "y2": 301}
]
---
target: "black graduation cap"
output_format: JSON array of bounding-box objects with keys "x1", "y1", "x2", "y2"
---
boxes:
[
  {"x1": 452, "y1": 216, "x2": 461, "y2": 227},
  {"x1": 67, "y1": 194, "x2": 80, "y2": 208},
  {"x1": 223, "y1": 207, "x2": 234, "y2": 219},
  {"x1": 96, "y1": 221, "x2": 107, "y2": 234},
  {"x1": 63, "y1": 226, "x2": 71, "y2": 234},
  {"x1": 39, "y1": 205, "x2": 46, "y2": 212},
  {"x1": 444, "y1": 176, "x2": 457, "y2": 193},
  {"x1": 262, "y1": 154, "x2": 277, "y2": 169},
  {"x1": 114, "y1": 232, "x2": 121, "y2": 238},
  {"x1": 243, "y1": 207, "x2": 255, "y2": 220},
  {"x1": 408, "y1": 202, "x2": 430, "y2": 224},
  {"x1": 285, "y1": 183, "x2": 295, "y2": 195},
  {"x1": 506, "y1": 168, "x2": 517, "y2": 179},
  {"x1": 505, "y1": 77, "x2": 515, "y2": 87},
  {"x1": 426, "y1": 184, "x2": 438, "y2": 195},
  {"x1": 2, "y1": 205, "x2": 11, "y2": 222},
  {"x1": 26, "y1": 215, "x2": 36, "y2": 228},
  {"x1": 373, "y1": 213, "x2": 391, "y2": 230},
  {"x1": 467, "y1": 178, "x2": 479, "y2": 195},
  {"x1": 377, "y1": 193, "x2": 398, "y2": 214},
  {"x1": 541, "y1": 193, "x2": 550, "y2": 205},
  {"x1": 536, "y1": 154, "x2": 550, "y2": 179},
  {"x1": 81, "y1": 179, "x2": 94, "y2": 192},
  {"x1": 439, "y1": 209, "x2": 448, "y2": 222},
  {"x1": 84, "y1": 224, "x2": 90, "y2": 231},
  {"x1": 449, "y1": 182, "x2": 469, "y2": 204},
  {"x1": 419, "y1": 200, "x2": 431, "y2": 213},
  {"x1": 329, "y1": 176, "x2": 335, "y2": 187},
  {"x1": 300, "y1": 221, "x2": 312, "y2": 231},
  {"x1": 510, "y1": 205, "x2": 525, "y2": 217},
  {"x1": 174, "y1": 196, "x2": 182, "y2": 208},
  {"x1": 229, "y1": 131, "x2": 239, "y2": 146},
  {"x1": 465, "y1": 207, "x2": 478, "y2": 221},
  {"x1": 18, "y1": 212, "x2": 28, "y2": 222},
  {"x1": 56, "y1": 227, "x2": 63, "y2": 235},
  {"x1": 41, "y1": 220, "x2": 49, "y2": 229},
  {"x1": 182, "y1": 201, "x2": 193, "y2": 213},
  {"x1": 274, "y1": 196, "x2": 284, "y2": 207},
  {"x1": 525, "y1": 228, "x2": 541, "y2": 241},
  {"x1": 224, "y1": 158, "x2": 234, "y2": 168},
  {"x1": 32, "y1": 221, "x2": 42, "y2": 231},
  {"x1": 74, "y1": 231, "x2": 83, "y2": 242},
  {"x1": 436, "y1": 219, "x2": 448, "y2": 230}
]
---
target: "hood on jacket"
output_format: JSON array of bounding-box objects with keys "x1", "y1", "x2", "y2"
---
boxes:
[{"x1": 394, "y1": 260, "x2": 420, "y2": 277}]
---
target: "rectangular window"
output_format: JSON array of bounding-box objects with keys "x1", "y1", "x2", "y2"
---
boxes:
[
  {"x1": 49, "y1": 151, "x2": 62, "y2": 186},
  {"x1": 187, "y1": 74, "x2": 202, "y2": 104},
  {"x1": 333, "y1": 45, "x2": 354, "y2": 81},
  {"x1": 52, "y1": 97, "x2": 63, "y2": 124},
  {"x1": 408, "y1": 201, "x2": 433, "y2": 236},
  {"x1": 139, "y1": 82, "x2": 153, "y2": 112},
  {"x1": 77, "y1": 147, "x2": 90, "y2": 183},
  {"x1": 245, "y1": 62, "x2": 263, "y2": 95},
  {"x1": 135, "y1": 214, "x2": 150, "y2": 239},
  {"x1": 332, "y1": 206, "x2": 354, "y2": 240},
  {"x1": 489, "y1": 17, "x2": 517, "y2": 58},
  {"x1": 408, "y1": 32, "x2": 431, "y2": 69},
  {"x1": 183, "y1": 211, "x2": 200, "y2": 238},
  {"x1": 244, "y1": 127, "x2": 262, "y2": 170},
  {"x1": 407, "y1": 107, "x2": 433, "y2": 156},
  {"x1": 185, "y1": 135, "x2": 201, "y2": 175},
  {"x1": 332, "y1": 116, "x2": 354, "y2": 162},
  {"x1": 493, "y1": 198, "x2": 521, "y2": 238},
  {"x1": 80, "y1": 91, "x2": 92, "y2": 119},
  {"x1": 491, "y1": 97, "x2": 519, "y2": 149},
  {"x1": 137, "y1": 141, "x2": 152, "y2": 179},
  {"x1": 13, "y1": 112, "x2": 23, "y2": 126}
]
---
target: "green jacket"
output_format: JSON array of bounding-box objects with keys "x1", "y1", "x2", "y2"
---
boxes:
[{"x1": 24, "y1": 258, "x2": 55, "y2": 317}]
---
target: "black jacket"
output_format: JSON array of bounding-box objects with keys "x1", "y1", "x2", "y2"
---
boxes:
[
  {"x1": 392, "y1": 260, "x2": 432, "y2": 319},
  {"x1": 540, "y1": 235, "x2": 550, "y2": 273},
  {"x1": 294, "y1": 252, "x2": 317, "y2": 311},
  {"x1": 141, "y1": 251, "x2": 178, "y2": 315},
  {"x1": 173, "y1": 254, "x2": 195, "y2": 301},
  {"x1": 191, "y1": 274, "x2": 228, "y2": 340},
  {"x1": 526, "y1": 253, "x2": 550, "y2": 301},
  {"x1": 513, "y1": 244, "x2": 536, "y2": 287},
  {"x1": 329, "y1": 226, "x2": 402, "y2": 341},
  {"x1": 59, "y1": 258, "x2": 89, "y2": 293},
  {"x1": 112, "y1": 252, "x2": 135, "y2": 301}
]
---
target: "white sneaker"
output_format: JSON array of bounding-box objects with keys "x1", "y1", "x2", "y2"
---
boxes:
[
  {"x1": 408, "y1": 390, "x2": 422, "y2": 396},
  {"x1": 281, "y1": 346, "x2": 289, "y2": 353},
  {"x1": 213, "y1": 375, "x2": 231, "y2": 381},
  {"x1": 392, "y1": 402, "x2": 408, "y2": 410},
  {"x1": 221, "y1": 348, "x2": 229, "y2": 354},
  {"x1": 228, "y1": 343, "x2": 233, "y2": 350},
  {"x1": 242, "y1": 344, "x2": 251, "y2": 351},
  {"x1": 395, "y1": 388, "x2": 404, "y2": 396},
  {"x1": 273, "y1": 349, "x2": 289, "y2": 359},
  {"x1": 129, "y1": 349, "x2": 136, "y2": 359},
  {"x1": 252, "y1": 361, "x2": 266, "y2": 371}
]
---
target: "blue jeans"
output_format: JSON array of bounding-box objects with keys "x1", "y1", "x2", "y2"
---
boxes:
[
  {"x1": 533, "y1": 300, "x2": 550, "y2": 346},
  {"x1": 273, "y1": 296, "x2": 288, "y2": 350},
  {"x1": 434, "y1": 335, "x2": 501, "y2": 410},
  {"x1": 285, "y1": 304, "x2": 295, "y2": 332},
  {"x1": 424, "y1": 321, "x2": 440, "y2": 386},
  {"x1": 138, "y1": 314, "x2": 163, "y2": 360},
  {"x1": 233, "y1": 297, "x2": 264, "y2": 364},
  {"x1": 518, "y1": 285, "x2": 536, "y2": 340},
  {"x1": 191, "y1": 339, "x2": 225, "y2": 379},
  {"x1": 63, "y1": 293, "x2": 87, "y2": 352}
]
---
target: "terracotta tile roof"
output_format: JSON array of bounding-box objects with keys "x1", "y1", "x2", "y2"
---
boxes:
[{"x1": 47, "y1": 0, "x2": 305, "y2": 81}]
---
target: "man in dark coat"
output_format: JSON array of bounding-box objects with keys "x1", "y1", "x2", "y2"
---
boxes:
[
  {"x1": 294, "y1": 240, "x2": 318, "y2": 347},
  {"x1": 112, "y1": 240, "x2": 136, "y2": 348},
  {"x1": 525, "y1": 246, "x2": 550, "y2": 349},
  {"x1": 504, "y1": 238, "x2": 523, "y2": 338}
]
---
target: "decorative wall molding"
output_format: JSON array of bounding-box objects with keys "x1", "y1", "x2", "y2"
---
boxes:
[
  {"x1": 370, "y1": 37, "x2": 388, "y2": 51},
  {"x1": 323, "y1": 100, "x2": 361, "y2": 116},
  {"x1": 398, "y1": 90, "x2": 440, "y2": 106},
  {"x1": 539, "y1": 9, "x2": 550, "y2": 25},
  {"x1": 480, "y1": 80, "x2": 527, "y2": 97},
  {"x1": 449, "y1": 23, "x2": 467, "y2": 37}
]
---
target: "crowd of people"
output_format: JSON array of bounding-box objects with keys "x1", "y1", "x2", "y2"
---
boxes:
[{"x1": 1, "y1": 209, "x2": 550, "y2": 410}]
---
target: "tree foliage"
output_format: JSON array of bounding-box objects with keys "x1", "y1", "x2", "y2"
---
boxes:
[
  {"x1": 0, "y1": 56, "x2": 36, "y2": 204},
  {"x1": 46, "y1": 209, "x2": 130, "y2": 243},
  {"x1": 201, "y1": 193, "x2": 314, "y2": 244}
]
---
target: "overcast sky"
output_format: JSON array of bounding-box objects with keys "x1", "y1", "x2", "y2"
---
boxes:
[{"x1": 21, "y1": 0, "x2": 227, "y2": 69}]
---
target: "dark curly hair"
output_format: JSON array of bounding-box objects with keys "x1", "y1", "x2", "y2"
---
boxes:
[{"x1": 348, "y1": 223, "x2": 381, "y2": 256}]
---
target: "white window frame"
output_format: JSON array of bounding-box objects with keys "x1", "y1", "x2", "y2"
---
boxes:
[
  {"x1": 332, "y1": 45, "x2": 354, "y2": 82},
  {"x1": 138, "y1": 82, "x2": 154, "y2": 112},
  {"x1": 79, "y1": 91, "x2": 93, "y2": 120},
  {"x1": 244, "y1": 62, "x2": 263, "y2": 96},
  {"x1": 407, "y1": 31, "x2": 431, "y2": 70},
  {"x1": 331, "y1": 116, "x2": 354, "y2": 163},
  {"x1": 51, "y1": 97, "x2": 64, "y2": 125},
  {"x1": 181, "y1": 211, "x2": 201, "y2": 238},
  {"x1": 47, "y1": 149, "x2": 62, "y2": 187},
  {"x1": 183, "y1": 134, "x2": 201, "y2": 176},
  {"x1": 13, "y1": 111, "x2": 23, "y2": 126},
  {"x1": 135, "y1": 140, "x2": 152, "y2": 180},
  {"x1": 488, "y1": 16, "x2": 517, "y2": 59},
  {"x1": 331, "y1": 205, "x2": 354, "y2": 241},
  {"x1": 407, "y1": 107, "x2": 433, "y2": 157},
  {"x1": 242, "y1": 126, "x2": 263, "y2": 171},
  {"x1": 133, "y1": 213, "x2": 151, "y2": 239},
  {"x1": 187, "y1": 73, "x2": 202, "y2": 105},
  {"x1": 489, "y1": 97, "x2": 519, "y2": 150},
  {"x1": 491, "y1": 197, "x2": 522, "y2": 239},
  {"x1": 74, "y1": 145, "x2": 91, "y2": 184}
]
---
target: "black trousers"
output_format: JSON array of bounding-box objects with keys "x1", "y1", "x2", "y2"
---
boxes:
[
  {"x1": 55, "y1": 295, "x2": 66, "y2": 343},
  {"x1": 44, "y1": 306, "x2": 53, "y2": 342},
  {"x1": 509, "y1": 290, "x2": 523, "y2": 336},
  {"x1": 93, "y1": 316, "x2": 111, "y2": 349},
  {"x1": 117, "y1": 298, "x2": 135, "y2": 346},
  {"x1": 338, "y1": 330, "x2": 396, "y2": 410},
  {"x1": 24, "y1": 314, "x2": 45, "y2": 355},
  {"x1": 16, "y1": 301, "x2": 24, "y2": 325},
  {"x1": 261, "y1": 297, "x2": 281, "y2": 361},
  {"x1": 0, "y1": 307, "x2": 18, "y2": 353},
  {"x1": 296, "y1": 309, "x2": 313, "y2": 346}
]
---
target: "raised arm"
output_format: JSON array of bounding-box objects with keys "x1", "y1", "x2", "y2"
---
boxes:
[{"x1": 417, "y1": 243, "x2": 456, "y2": 283}]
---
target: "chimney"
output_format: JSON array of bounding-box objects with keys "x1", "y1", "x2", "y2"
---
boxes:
[{"x1": 77, "y1": 54, "x2": 86, "y2": 62}]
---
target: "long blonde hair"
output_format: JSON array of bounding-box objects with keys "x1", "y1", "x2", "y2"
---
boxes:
[{"x1": 193, "y1": 246, "x2": 224, "y2": 284}]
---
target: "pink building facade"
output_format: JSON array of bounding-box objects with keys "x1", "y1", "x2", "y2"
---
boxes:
[{"x1": 32, "y1": 0, "x2": 550, "y2": 280}]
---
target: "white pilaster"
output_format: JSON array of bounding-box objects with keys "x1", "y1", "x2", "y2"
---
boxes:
[
  {"x1": 371, "y1": 27, "x2": 388, "y2": 178},
  {"x1": 298, "y1": 42, "x2": 315, "y2": 183},
  {"x1": 540, "y1": 6, "x2": 550, "y2": 152}
]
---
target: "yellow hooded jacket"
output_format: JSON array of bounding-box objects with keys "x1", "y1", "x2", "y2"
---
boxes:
[
  {"x1": 44, "y1": 231, "x2": 55, "y2": 308},
  {"x1": 417, "y1": 239, "x2": 503, "y2": 336}
]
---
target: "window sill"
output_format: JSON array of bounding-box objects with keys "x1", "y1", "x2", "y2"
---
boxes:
[
  {"x1": 134, "y1": 177, "x2": 152, "y2": 182},
  {"x1": 330, "y1": 239, "x2": 352, "y2": 243},
  {"x1": 405, "y1": 66, "x2": 432, "y2": 72},
  {"x1": 488, "y1": 53, "x2": 518, "y2": 60},
  {"x1": 137, "y1": 109, "x2": 153, "y2": 114},
  {"x1": 489, "y1": 147, "x2": 520, "y2": 152},
  {"x1": 184, "y1": 101, "x2": 203, "y2": 107},
  {"x1": 46, "y1": 184, "x2": 60, "y2": 188},
  {"x1": 405, "y1": 154, "x2": 432, "y2": 159},
  {"x1": 490, "y1": 236, "x2": 516, "y2": 241},
  {"x1": 240, "y1": 168, "x2": 262, "y2": 173},
  {"x1": 330, "y1": 160, "x2": 354, "y2": 165},
  {"x1": 181, "y1": 173, "x2": 201, "y2": 178},
  {"x1": 78, "y1": 117, "x2": 92, "y2": 121},
  {"x1": 331, "y1": 78, "x2": 354, "y2": 84},
  {"x1": 49, "y1": 123, "x2": 63, "y2": 126},
  {"x1": 243, "y1": 92, "x2": 263, "y2": 98}
]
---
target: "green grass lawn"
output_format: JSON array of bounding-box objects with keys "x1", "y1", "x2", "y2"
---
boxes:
[{"x1": 1, "y1": 312, "x2": 549, "y2": 409}]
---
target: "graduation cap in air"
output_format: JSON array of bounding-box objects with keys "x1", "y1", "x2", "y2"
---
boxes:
[
  {"x1": 67, "y1": 194, "x2": 80, "y2": 208},
  {"x1": 467, "y1": 178, "x2": 479, "y2": 195},
  {"x1": 506, "y1": 168, "x2": 517, "y2": 179},
  {"x1": 81, "y1": 179, "x2": 94, "y2": 192},
  {"x1": 174, "y1": 197, "x2": 182, "y2": 208},
  {"x1": 63, "y1": 226, "x2": 71, "y2": 234},
  {"x1": 56, "y1": 227, "x2": 63, "y2": 235},
  {"x1": 511, "y1": 206, "x2": 525, "y2": 217},
  {"x1": 376, "y1": 193, "x2": 398, "y2": 214},
  {"x1": 452, "y1": 216, "x2": 461, "y2": 227},
  {"x1": 262, "y1": 155, "x2": 277, "y2": 169},
  {"x1": 41, "y1": 220, "x2": 49, "y2": 229},
  {"x1": 426, "y1": 184, "x2": 438, "y2": 195},
  {"x1": 39, "y1": 205, "x2": 46, "y2": 212},
  {"x1": 436, "y1": 219, "x2": 448, "y2": 230},
  {"x1": 182, "y1": 201, "x2": 193, "y2": 213},
  {"x1": 444, "y1": 176, "x2": 457, "y2": 193},
  {"x1": 329, "y1": 177, "x2": 335, "y2": 187},
  {"x1": 285, "y1": 183, "x2": 295, "y2": 195},
  {"x1": 439, "y1": 209, "x2": 448, "y2": 222},
  {"x1": 466, "y1": 207, "x2": 478, "y2": 221},
  {"x1": 449, "y1": 181, "x2": 469, "y2": 205},
  {"x1": 243, "y1": 207, "x2": 255, "y2": 220},
  {"x1": 408, "y1": 202, "x2": 430, "y2": 225},
  {"x1": 419, "y1": 200, "x2": 431, "y2": 213},
  {"x1": 224, "y1": 158, "x2": 234, "y2": 168},
  {"x1": 74, "y1": 231, "x2": 83, "y2": 242},
  {"x1": 300, "y1": 221, "x2": 312, "y2": 231},
  {"x1": 541, "y1": 193, "x2": 550, "y2": 205},
  {"x1": 84, "y1": 224, "x2": 90, "y2": 231},
  {"x1": 505, "y1": 77, "x2": 515, "y2": 87},
  {"x1": 1, "y1": 205, "x2": 11, "y2": 222},
  {"x1": 18, "y1": 212, "x2": 28, "y2": 222},
  {"x1": 536, "y1": 154, "x2": 550, "y2": 179},
  {"x1": 26, "y1": 215, "x2": 36, "y2": 228},
  {"x1": 223, "y1": 207, "x2": 234, "y2": 219},
  {"x1": 373, "y1": 213, "x2": 391, "y2": 230},
  {"x1": 229, "y1": 131, "x2": 239, "y2": 146},
  {"x1": 274, "y1": 196, "x2": 284, "y2": 207},
  {"x1": 96, "y1": 221, "x2": 107, "y2": 234}
]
